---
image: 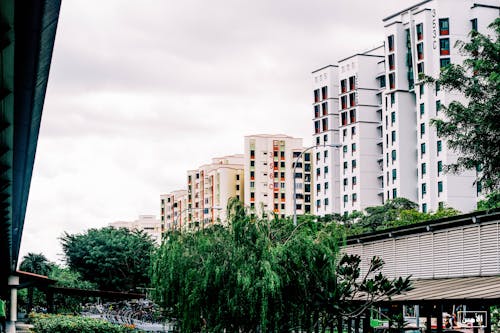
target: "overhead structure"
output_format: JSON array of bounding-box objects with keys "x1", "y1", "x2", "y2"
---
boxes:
[{"x1": 0, "y1": 0, "x2": 61, "y2": 296}]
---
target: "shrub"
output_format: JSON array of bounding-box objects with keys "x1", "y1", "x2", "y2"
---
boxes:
[{"x1": 29, "y1": 313, "x2": 134, "y2": 333}]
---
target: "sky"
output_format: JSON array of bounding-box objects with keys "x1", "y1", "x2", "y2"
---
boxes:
[{"x1": 19, "y1": 0, "x2": 418, "y2": 263}]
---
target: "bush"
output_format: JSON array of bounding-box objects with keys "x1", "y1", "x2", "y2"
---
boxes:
[{"x1": 29, "y1": 313, "x2": 135, "y2": 333}]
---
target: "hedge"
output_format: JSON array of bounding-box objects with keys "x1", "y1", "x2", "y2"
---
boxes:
[{"x1": 29, "y1": 313, "x2": 135, "y2": 333}]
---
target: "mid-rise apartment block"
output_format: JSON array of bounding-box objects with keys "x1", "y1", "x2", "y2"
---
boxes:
[
  {"x1": 311, "y1": 0, "x2": 498, "y2": 216},
  {"x1": 382, "y1": 0, "x2": 498, "y2": 213},
  {"x1": 338, "y1": 46, "x2": 385, "y2": 215},
  {"x1": 186, "y1": 155, "x2": 244, "y2": 229},
  {"x1": 160, "y1": 189, "x2": 188, "y2": 232},
  {"x1": 109, "y1": 215, "x2": 162, "y2": 244},
  {"x1": 311, "y1": 66, "x2": 341, "y2": 215},
  {"x1": 244, "y1": 134, "x2": 312, "y2": 218}
]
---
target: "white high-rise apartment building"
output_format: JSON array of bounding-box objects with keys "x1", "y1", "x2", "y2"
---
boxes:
[
  {"x1": 244, "y1": 134, "x2": 312, "y2": 218},
  {"x1": 338, "y1": 47, "x2": 385, "y2": 215},
  {"x1": 187, "y1": 155, "x2": 244, "y2": 229},
  {"x1": 161, "y1": 190, "x2": 188, "y2": 232},
  {"x1": 109, "y1": 215, "x2": 162, "y2": 244},
  {"x1": 311, "y1": 66, "x2": 341, "y2": 215},
  {"x1": 382, "y1": 0, "x2": 499, "y2": 213}
]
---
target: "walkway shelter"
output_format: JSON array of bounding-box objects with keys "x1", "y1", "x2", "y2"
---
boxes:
[{"x1": 0, "y1": 0, "x2": 61, "y2": 330}]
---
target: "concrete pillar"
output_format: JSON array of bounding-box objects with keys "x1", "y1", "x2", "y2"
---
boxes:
[{"x1": 7, "y1": 275, "x2": 19, "y2": 333}]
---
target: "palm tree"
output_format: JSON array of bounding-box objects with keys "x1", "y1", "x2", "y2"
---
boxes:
[{"x1": 19, "y1": 253, "x2": 53, "y2": 312}]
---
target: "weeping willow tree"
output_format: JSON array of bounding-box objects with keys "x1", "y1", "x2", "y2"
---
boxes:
[{"x1": 151, "y1": 198, "x2": 411, "y2": 332}]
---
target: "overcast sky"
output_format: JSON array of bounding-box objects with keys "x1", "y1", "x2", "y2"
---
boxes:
[{"x1": 19, "y1": 0, "x2": 417, "y2": 263}]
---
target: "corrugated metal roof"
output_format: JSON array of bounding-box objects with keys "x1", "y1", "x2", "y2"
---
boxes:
[{"x1": 390, "y1": 276, "x2": 500, "y2": 302}]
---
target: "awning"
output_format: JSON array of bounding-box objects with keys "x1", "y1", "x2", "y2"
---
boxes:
[{"x1": 389, "y1": 276, "x2": 500, "y2": 304}]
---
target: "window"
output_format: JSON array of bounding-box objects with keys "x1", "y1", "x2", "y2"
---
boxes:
[
  {"x1": 417, "y1": 43, "x2": 424, "y2": 60},
  {"x1": 322, "y1": 102, "x2": 328, "y2": 116},
  {"x1": 316, "y1": 183, "x2": 321, "y2": 191},
  {"x1": 341, "y1": 112, "x2": 347, "y2": 126},
  {"x1": 436, "y1": 100, "x2": 441, "y2": 114},
  {"x1": 440, "y1": 58, "x2": 451, "y2": 68},
  {"x1": 388, "y1": 35, "x2": 394, "y2": 52},
  {"x1": 436, "y1": 82, "x2": 440, "y2": 94},
  {"x1": 343, "y1": 161, "x2": 348, "y2": 169},
  {"x1": 351, "y1": 126, "x2": 356, "y2": 136},
  {"x1": 343, "y1": 195, "x2": 348, "y2": 203},
  {"x1": 343, "y1": 145, "x2": 348, "y2": 155},
  {"x1": 379, "y1": 75, "x2": 386, "y2": 88},
  {"x1": 316, "y1": 200, "x2": 321, "y2": 208},
  {"x1": 324, "y1": 166, "x2": 328, "y2": 174},
  {"x1": 250, "y1": 160, "x2": 255, "y2": 167},
  {"x1": 322, "y1": 118, "x2": 328, "y2": 131},
  {"x1": 314, "y1": 89, "x2": 320, "y2": 103},
  {"x1": 341, "y1": 96, "x2": 347, "y2": 110},
  {"x1": 250, "y1": 181, "x2": 255, "y2": 188},
  {"x1": 437, "y1": 140, "x2": 442, "y2": 153},
  {"x1": 388, "y1": 73, "x2": 395, "y2": 89},
  {"x1": 439, "y1": 18, "x2": 449, "y2": 35},
  {"x1": 323, "y1": 134, "x2": 328, "y2": 142},
  {"x1": 420, "y1": 103, "x2": 425, "y2": 116},
  {"x1": 352, "y1": 176, "x2": 357, "y2": 185},
  {"x1": 422, "y1": 203, "x2": 427, "y2": 213},
  {"x1": 349, "y1": 76, "x2": 356, "y2": 90},
  {"x1": 325, "y1": 182, "x2": 329, "y2": 190},
  {"x1": 250, "y1": 150, "x2": 255, "y2": 158},
  {"x1": 314, "y1": 105, "x2": 319, "y2": 118},
  {"x1": 422, "y1": 183, "x2": 427, "y2": 196},
  {"x1": 419, "y1": 84, "x2": 424, "y2": 98},
  {"x1": 437, "y1": 161, "x2": 443, "y2": 175},
  {"x1": 392, "y1": 169, "x2": 397, "y2": 181},
  {"x1": 471, "y1": 18, "x2": 478, "y2": 31},
  {"x1": 314, "y1": 121, "x2": 320, "y2": 134},
  {"x1": 391, "y1": 131, "x2": 396, "y2": 143},
  {"x1": 349, "y1": 93, "x2": 356, "y2": 107},
  {"x1": 440, "y1": 38, "x2": 450, "y2": 55},
  {"x1": 420, "y1": 123, "x2": 425, "y2": 137},
  {"x1": 438, "y1": 202, "x2": 444, "y2": 210},
  {"x1": 324, "y1": 198, "x2": 329, "y2": 206},
  {"x1": 343, "y1": 178, "x2": 348, "y2": 187},
  {"x1": 351, "y1": 143, "x2": 356, "y2": 153},
  {"x1": 391, "y1": 150, "x2": 396, "y2": 161},
  {"x1": 417, "y1": 62, "x2": 425, "y2": 75},
  {"x1": 388, "y1": 54, "x2": 395, "y2": 70},
  {"x1": 349, "y1": 109, "x2": 356, "y2": 123},
  {"x1": 421, "y1": 143, "x2": 426, "y2": 155},
  {"x1": 321, "y1": 86, "x2": 328, "y2": 100},
  {"x1": 390, "y1": 93, "x2": 395, "y2": 105},
  {"x1": 421, "y1": 162, "x2": 427, "y2": 176},
  {"x1": 352, "y1": 193, "x2": 357, "y2": 202},
  {"x1": 341, "y1": 79, "x2": 347, "y2": 93},
  {"x1": 438, "y1": 181, "x2": 443, "y2": 194},
  {"x1": 250, "y1": 171, "x2": 255, "y2": 180},
  {"x1": 392, "y1": 188, "x2": 397, "y2": 199},
  {"x1": 352, "y1": 160, "x2": 357, "y2": 169},
  {"x1": 416, "y1": 23, "x2": 423, "y2": 40}
]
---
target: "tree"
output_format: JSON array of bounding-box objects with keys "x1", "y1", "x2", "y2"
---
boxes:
[
  {"x1": 429, "y1": 18, "x2": 500, "y2": 192},
  {"x1": 60, "y1": 227, "x2": 156, "y2": 291},
  {"x1": 19, "y1": 253, "x2": 53, "y2": 276},
  {"x1": 19, "y1": 253, "x2": 54, "y2": 312},
  {"x1": 151, "y1": 212, "x2": 411, "y2": 332}
]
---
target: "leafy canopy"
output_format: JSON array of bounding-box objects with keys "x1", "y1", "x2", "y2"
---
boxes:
[
  {"x1": 151, "y1": 198, "x2": 411, "y2": 332},
  {"x1": 429, "y1": 18, "x2": 500, "y2": 192},
  {"x1": 60, "y1": 227, "x2": 156, "y2": 292}
]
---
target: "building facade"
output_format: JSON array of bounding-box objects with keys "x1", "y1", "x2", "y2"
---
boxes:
[
  {"x1": 186, "y1": 155, "x2": 244, "y2": 229},
  {"x1": 381, "y1": 0, "x2": 499, "y2": 213},
  {"x1": 244, "y1": 134, "x2": 312, "y2": 218},
  {"x1": 311, "y1": 66, "x2": 341, "y2": 215},
  {"x1": 160, "y1": 189, "x2": 188, "y2": 232},
  {"x1": 338, "y1": 47, "x2": 385, "y2": 215},
  {"x1": 109, "y1": 215, "x2": 162, "y2": 244}
]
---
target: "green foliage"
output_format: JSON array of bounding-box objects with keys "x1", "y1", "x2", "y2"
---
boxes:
[
  {"x1": 19, "y1": 253, "x2": 53, "y2": 275},
  {"x1": 151, "y1": 206, "x2": 411, "y2": 332},
  {"x1": 477, "y1": 191, "x2": 500, "y2": 211},
  {"x1": 344, "y1": 198, "x2": 459, "y2": 236},
  {"x1": 429, "y1": 18, "x2": 500, "y2": 192},
  {"x1": 49, "y1": 266, "x2": 97, "y2": 313},
  {"x1": 492, "y1": 306, "x2": 500, "y2": 332},
  {"x1": 29, "y1": 313, "x2": 134, "y2": 333},
  {"x1": 60, "y1": 227, "x2": 156, "y2": 291}
]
